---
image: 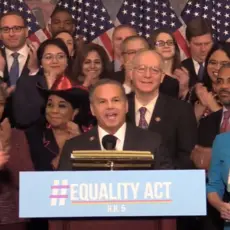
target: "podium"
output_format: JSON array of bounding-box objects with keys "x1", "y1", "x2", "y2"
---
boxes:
[{"x1": 20, "y1": 151, "x2": 206, "y2": 230}]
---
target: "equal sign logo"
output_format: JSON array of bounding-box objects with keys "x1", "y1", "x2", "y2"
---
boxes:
[{"x1": 49, "y1": 180, "x2": 70, "y2": 206}]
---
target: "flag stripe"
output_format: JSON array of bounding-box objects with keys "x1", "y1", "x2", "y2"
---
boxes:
[{"x1": 173, "y1": 30, "x2": 190, "y2": 58}]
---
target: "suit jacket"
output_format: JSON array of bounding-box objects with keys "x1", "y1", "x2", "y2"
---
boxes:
[
  {"x1": 110, "y1": 69, "x2": 179, "y2": 98},
  {"x1": 1, "y1": 48, "x2": 30, "y2": 128},
  {"x1": 57, "y1": 123, "x2": 176, "y2": 230},
  {"x1": 127, "y1": 93, "x2": 197, "y2": 169},
  {"x1": 198, "y1": 109, "x2": 222, "y2": 147},
  {"x1": 181, "y1": 58, "x2": 198, "y2": 87},
  {"x1": 59, "y1": 123, "x2": 173, "y2": 171}
]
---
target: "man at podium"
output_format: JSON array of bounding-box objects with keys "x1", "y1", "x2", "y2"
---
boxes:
[{"x1": 57, "y1": 79, "x2": 176, "y2": 230}]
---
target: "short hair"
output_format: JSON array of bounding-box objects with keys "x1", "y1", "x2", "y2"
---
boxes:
[
  {"x1": 89, "y1": 79, "x2": 127, "y2": 102},
  {"x1": 112, "y1": 24, "x2": 137, "y2": 39},
  {"x1": 121, "y1": 35, "x2": 149, "y2": 54},
  {"x1": 219, "y1": 63, "x2": 230, "y2": 75},
  {"x1": 51, "y1": 7, "x2": 73, "y2": 20},
  {"x1": 186, "y1": 17, "x2": 212, "y2": 42},
  {"x1": 131, "y1": 49, "x2": 164, "y2": 70},
  {"x1": 0, "y1": 11, "x2": 26, "y2": 26}
]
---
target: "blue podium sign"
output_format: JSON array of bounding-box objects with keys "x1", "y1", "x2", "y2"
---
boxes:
[{"x1": 19, "y1": 170, "x2": 206, "y2": 218}]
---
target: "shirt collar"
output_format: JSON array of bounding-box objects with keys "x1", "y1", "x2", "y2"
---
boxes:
[
  {"x1": 5, "y1": 44, "x2": 29, "y2": 58},
  {"x1": 135, "y1": 94, "x2": 159, "y2": 114},
  {"x1": 98, "y1": 122, "x2": 126, "y2": 145},
  {"x1": 192, "y1": 58, "x2": 204, "y2": 66}
]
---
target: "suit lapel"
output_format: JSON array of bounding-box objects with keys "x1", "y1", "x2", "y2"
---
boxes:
[
  {"x1": 85, "y1": 127, "x2": 101, "y2": 150},
  {"x1": 127, "y1": 93, "x2": 136, "y2": 125},
  {"x1": 148, "y1": 94, "x2": 166, "y2": 129},
  {"x1": 123, "y1": 123, "x2": 135, "y2": 150}
]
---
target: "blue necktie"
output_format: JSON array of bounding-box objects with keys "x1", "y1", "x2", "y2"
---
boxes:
[
  {"x1": 197, "y1": 62, "x2": 204, "y2": 81},
  {"x1": 9, "y1": 52, "x2": 19, "y2": 86}
]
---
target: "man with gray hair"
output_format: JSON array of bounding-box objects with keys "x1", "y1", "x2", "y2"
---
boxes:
[
  {"x1": 127, "y1": 49, "x2": 197, "y2": 169},
  {"x1": 111, "y1": 35, "x2": 179, "y2": 97}
]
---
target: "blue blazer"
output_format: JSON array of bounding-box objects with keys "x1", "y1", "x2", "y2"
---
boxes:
[{"x1": 207, "y1": 132, "x2": 230, "y2": 230}]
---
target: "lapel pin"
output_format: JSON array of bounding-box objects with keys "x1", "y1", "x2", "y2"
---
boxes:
[
  {"x1": 90, "y1": 136, "x2": 95, "y2": 141},
  {"x1": 155, "y1": 117, "x2": 161, "y2": 122}
]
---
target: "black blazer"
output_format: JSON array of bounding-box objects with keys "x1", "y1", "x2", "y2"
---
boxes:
[
  {"x1": 127, "y1": 93, "x2": 197, "y2": 169},
  {"x1": 58, "y1": 123, "x2": 174, "y2": 171},
  {"x1": 181, "y1": 58, "x2": 198, "y2": 87},
  {"x1": 1, "y1": 48, "x2": 30, "y2": 85},
  {"x1": 110, "y1": 69, "x2": 179, "y2": 98},
  {"x1": 198, "y1": 109, "x2": 222, "y2": 147}
]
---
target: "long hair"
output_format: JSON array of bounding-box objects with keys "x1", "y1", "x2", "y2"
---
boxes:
[
  {"x1": 149, "y1": 28, "x2": 181, "y2": 73},
  {"x1": 71, "y1": 43, "x2": 111, "y2": 82},
  {"x1": 203, "y1": 42, "x2": 230, "y2": 90}
]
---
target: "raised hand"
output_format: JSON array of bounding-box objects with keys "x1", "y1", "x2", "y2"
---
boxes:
[
  {"x1": 0, "y1": 50, "x2": 6, "y2": 72},
  {"x1": 27, "y1": 41, "x2": 39, "y2": 73}
]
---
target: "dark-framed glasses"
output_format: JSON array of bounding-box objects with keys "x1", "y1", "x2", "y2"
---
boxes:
[
  {"x1": 155, "y1": 40, "x2": 175, "y2": 47},
  {"x1": 0, "y1": 26, "x2": 26, "y2": 33},
  {"x1": 134, "y1": 65, "x2": 162, "y2": 75}
]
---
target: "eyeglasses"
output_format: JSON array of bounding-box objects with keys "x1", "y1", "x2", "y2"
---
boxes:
[
  {"x1": 154, "y1": 40, "x2": 175, "y2": 47},
  {"x1": 122, "y1": 48, "x2": 146, "y2": 56},
  {"x1": 134, "y1": 65, "x2": 162, "y2": 75},
  {"x1": 208, "y1": 60, "x2": 230, "y2": 67},
  {"x1": 42, "y1": 53, "x2": 67, "y2": 62},
  {"x1": 0, "y1": 26, "x2": 26, "y2": 33}
]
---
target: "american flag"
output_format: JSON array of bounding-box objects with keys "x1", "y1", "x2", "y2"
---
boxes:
[
  {"x1": 181, "y1": 0, "x2": 230, "y2": 41},
  {"x1": 116, "y1": 0, "x2": 190, "y2": 59},
  {"x1": 0, "y1": 0, "x2": 48, "y2": 44},
  {"x1": 56, "y1": 0, "x2": 115, "y2": 59}
]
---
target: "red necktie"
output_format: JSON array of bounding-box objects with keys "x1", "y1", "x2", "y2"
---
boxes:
[{"x1": 220, "y1": 110, "x2": 230, "y2": 133}]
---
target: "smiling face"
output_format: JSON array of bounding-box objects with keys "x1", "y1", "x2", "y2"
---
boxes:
[
  {"x1": 131, "y1": 51, "x2": 164, "y2": 96},
  {"x1": 154, "y1": 32, "x2": 175, "y2": 60},
  {"x1": 90, "y1": 83, "x2": 128, "y2": 134},
  {"x1": 82, "y1": 50, "x2": 102, "y2": 83},
  {"x1": 0, "y1": 14, "x2": 28, "y2": 51},
  {"x1": 46, "y1": 94, "x2": 78, "y2": 128},
  {"x1": 41, "y1": 44, "x2": 68, "y2": 75},
  {"x1": 207, "y1": 49, "x2": 230, "y2": 83}
]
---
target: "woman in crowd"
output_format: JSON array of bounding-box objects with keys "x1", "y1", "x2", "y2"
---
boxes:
[
  {"x1": 26, "y1": 76, "x2": 90, "y2": 171},
  {"x1": 55, "y1": 31, "x2": 76, "y2": 58},
  {"x1": 207, "y1": 131, "x2": 230, "y2": 230},
  {"x1": 12, "y1": 38, "x2": 75, "y2": 128},
  {"x1": 149, "y1": 29, "x2": 180, "y2": 98},
  {"x1": 71, "y1": 43, "x2": 110, "y2": 88},
  {"x1": 149, "y1": 28, "x2": 181, "y2": 77},
  {"x1": 0, "y1": 85, "x2": 34, "y2": 230},
  {"x1": 193, "y1": 42, "x2": 230, "y2": 121}
]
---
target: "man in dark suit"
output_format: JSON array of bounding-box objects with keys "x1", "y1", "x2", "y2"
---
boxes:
[
  {"x1": 182, "y1": 18, "x2": 213, "y2": 87},
  {"x1": 127, "y1": 49, "x2": 197, "y2": 170},
  {"x1": 111, "y1": 35, "x2": 179, "y2": 98}
]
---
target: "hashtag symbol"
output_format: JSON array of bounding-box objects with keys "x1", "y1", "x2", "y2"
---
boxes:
[{"x1": 49, "y1": 180, "x2": 69, "y2": 206}]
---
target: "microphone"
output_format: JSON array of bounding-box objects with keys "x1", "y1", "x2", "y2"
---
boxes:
[{"x1": 102, "y1": 135, "x2": 117, "y2": 150}]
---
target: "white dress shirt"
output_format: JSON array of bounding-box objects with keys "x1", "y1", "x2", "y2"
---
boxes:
[
  {"x1": 192, "y1": 59, "x2": 204, "y2": 75},
  {"x1": 98, "y1": 123, "x2": 127, "y2": 151},
  {"x1": 5, "y1": 44, "x2": 29, "y2": 77},
  {"x1": 220, "y1": 107, "x2": 230, "y2": 126},
  {"x1": 135, "y1": 95, "x2": 158, "y2": 126}
]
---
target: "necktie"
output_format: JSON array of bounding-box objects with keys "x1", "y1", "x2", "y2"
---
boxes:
[
  {"x1": 197, "y1": 62, "x2": 204, "y2": 81},
  {"x1": 9, "y1": 52, "x2": 19, "y2": 86},
  {"x1": 220, "y1": 110, "x2": 230, "y2": 133},
  {"x1": 138, "y1": 107, "x2": 148, "y2": 129}
]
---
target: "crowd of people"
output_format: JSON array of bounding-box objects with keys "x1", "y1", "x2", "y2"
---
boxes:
[{"x1": 0, "y1": 6, "x2": 229, "y2": 230}]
